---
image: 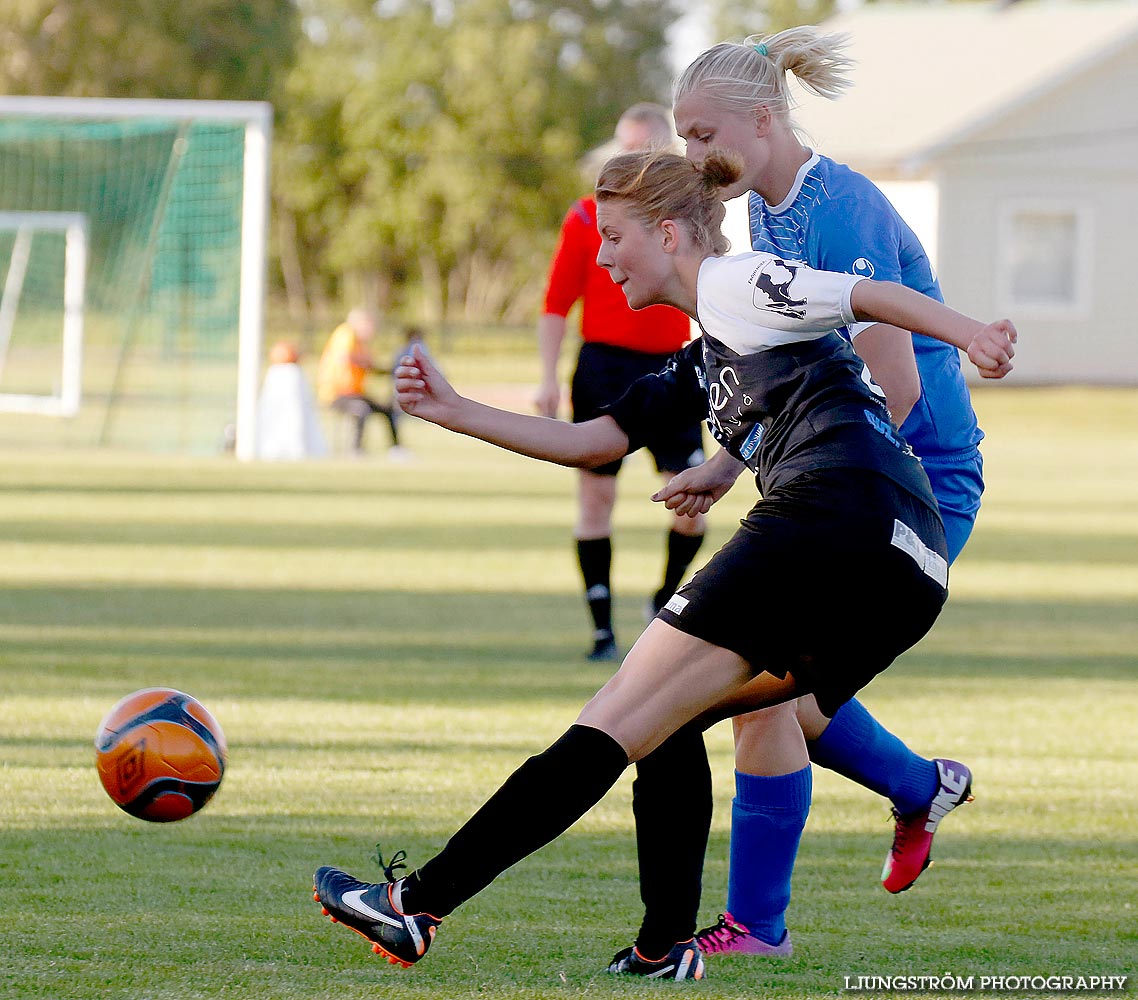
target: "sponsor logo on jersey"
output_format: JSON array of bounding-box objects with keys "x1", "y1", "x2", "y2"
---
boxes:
[
  {"x1": 863, "y1": 407, "x2": 905, "y2": 451},
  {"x1": 738, "y1": 423, "x2": 764, "y2": 461},
  {"x1": 664, "y1": 593, "x2": 689, "y2": 615},
  {"x1": 708, "y1": 365, "x2": 741, "y2": 412},
  {"x1": 852, "y1": 257, "x2": 875, "y2": 277},
  {"x1": 751, "y1": 258, "x2": 808, "y2": 319}
]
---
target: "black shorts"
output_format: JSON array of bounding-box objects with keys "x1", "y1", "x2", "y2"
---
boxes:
[
  {"x1": 571, "y1": 341, "x2": 704, "y2": 476},
  {"x1": 656, "y1": 468, "x2": 949, "y2": 717}
]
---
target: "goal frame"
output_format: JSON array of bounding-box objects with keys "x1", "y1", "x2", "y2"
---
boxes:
[
  {"x1": 0, "y1": 96, "x2": 272, "y2": 459},
  {"x1": 0, "y1": 210, "x2": 87, "y2": 416}
]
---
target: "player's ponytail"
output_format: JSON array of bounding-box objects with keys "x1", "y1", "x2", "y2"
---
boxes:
[
  {"x1": 698, "y1": 149, "x2": 744, "y2": 198},
  {"x1": 595, "y1": 150, "x2": 739, "y2": 255},
  {"x1": 673, "y1": 26, "x2": 853, "y2": 126}
]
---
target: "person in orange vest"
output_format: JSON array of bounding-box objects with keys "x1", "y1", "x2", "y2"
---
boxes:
[{"x1": 316, "y1": 308, "x2": 403, "y2": 457}]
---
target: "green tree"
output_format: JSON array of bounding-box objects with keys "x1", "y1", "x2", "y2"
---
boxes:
[
  {"x1": 275, "y1": 0, "x2": 677, "y2": 324},
  {"x1": 0, "y1": 0, "x2": 297, "y2": 100},
  {"x1": 706, "y1": 0, "x2": 836, "y2": 40}
]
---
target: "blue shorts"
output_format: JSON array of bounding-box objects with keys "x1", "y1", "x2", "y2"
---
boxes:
[{"x1": 922, "y1": 449, "x2": 984, "y2": 564}]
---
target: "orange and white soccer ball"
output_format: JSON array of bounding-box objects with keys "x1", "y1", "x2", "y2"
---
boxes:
[{"x1": 94, "y1": 688, "x2": 227, "y2": 822}]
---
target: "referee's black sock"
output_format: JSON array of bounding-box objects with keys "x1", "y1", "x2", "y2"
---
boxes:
[
  {"x1": 655, "y1": 529, "x2": 705, "y2": 609},
  {"x1": 404, "y1": 724, "x2": 629, "y2": 918},
  {"x1": 633, "y1": 722, "x2": 712, "y2": 957},
  {"x1": 577, "y1": 536, "x2": 613, "y2": 635}
]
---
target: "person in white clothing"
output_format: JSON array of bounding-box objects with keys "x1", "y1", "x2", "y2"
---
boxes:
[{"x1": 255, "y1": 340, "x2": 328, "y2": 461}]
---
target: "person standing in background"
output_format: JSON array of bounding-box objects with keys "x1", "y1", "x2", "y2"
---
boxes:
[
  {"x1": 317, "y1": 308, "x2": 404, "y2": 458},
  {"x1": 535, "y1": 104, "x2": 707, "y2": 662},
  {"x1": 255, "y1": 340, "x2": 328, "y2": 461}
]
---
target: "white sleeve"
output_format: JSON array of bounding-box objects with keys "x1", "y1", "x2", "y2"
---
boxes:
[{"x1": 697, "y1": 254, "x2": 866, "y2": 351}]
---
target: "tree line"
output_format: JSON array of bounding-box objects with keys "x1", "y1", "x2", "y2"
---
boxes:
[{"x1": 0, "y1": 0, "x2": 832, "y2": 327}]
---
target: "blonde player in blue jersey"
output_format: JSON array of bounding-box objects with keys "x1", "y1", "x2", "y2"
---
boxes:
[{"x1": 616, "y1": 26, "x2": 992, "y2": 964}]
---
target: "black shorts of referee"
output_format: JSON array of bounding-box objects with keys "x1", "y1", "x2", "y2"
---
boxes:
[
  {"x1": 571, "y1": 341, "x2": 704, "y2": 476},
  {"x1": 656, "y1": 467, "x2": 950, "y2": 718}
]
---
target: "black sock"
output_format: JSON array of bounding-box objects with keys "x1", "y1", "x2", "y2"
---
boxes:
[
  {"x1": 384, "y1": 409, "x2": 400, "y2": 447},
  {"x1": 633, "y1": 723, "x2": 712, "y2": 958},
  {"x1": 656, "y1": 529, "x2": 705, "y2": 607},
  {"x1": 405, "y1": 725, "x2": 629, "y2": 917},
  {"x1": 577, "y1": 537, "x2": 613, "y2": 634}
]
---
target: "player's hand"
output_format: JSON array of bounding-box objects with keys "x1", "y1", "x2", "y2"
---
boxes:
[
  {"x1": 652, "y1": 451, "x2": 745, "y2": 517},
  {"x1": 967, "y1": 319, "x2": 1017, "y2": 379},
  {"x1": 395, "y1": 344, "x2": 462, "y2": 425},
  {"x1": 533, "y1": 380, "x2": 561, "y2": 419}
]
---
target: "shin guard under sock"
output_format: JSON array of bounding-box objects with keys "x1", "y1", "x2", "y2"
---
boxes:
[
  {"x1": 725, "y1": 766, "x2": 811, "y2": 945},
  {"x1": 577, "y1": 537, "x2": 613, "y2": 634},
  {"x1": 808, "y1": 698, "x2": 938, "y2": 816},
  {"x1": 632, "y1": 723, "x2": 712, "y2": 958},
  {"x1": 407, "y1": 724, "x2": 628, "y2": 917},
  {"x1": 656, "y1": 529, "x2": 705, "y2": 606}
]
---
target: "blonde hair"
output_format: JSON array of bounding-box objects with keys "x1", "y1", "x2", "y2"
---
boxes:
[
  {"x1": 673, "y1": 26, "x2": 853, "y2": 125},
  {"x1": 595, "y1": 149, "x2": 743, "y2": 256}
]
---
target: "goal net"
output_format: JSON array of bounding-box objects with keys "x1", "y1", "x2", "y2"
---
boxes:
[{"x1": 0, "y1": 98, "x2": 270, "y2": 457}]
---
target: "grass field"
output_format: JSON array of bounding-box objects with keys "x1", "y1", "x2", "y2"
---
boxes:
[{"x1": 1, "y1": 386, "x2": 1136, "y2": 999}]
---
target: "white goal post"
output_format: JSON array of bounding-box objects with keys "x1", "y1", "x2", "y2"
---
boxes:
[
  {"x1": 0, "y1": 96, "x2": 271, "y2": 459},
  {"x1": 0, "y1": 210, "x2": 87, "y2": 416}
]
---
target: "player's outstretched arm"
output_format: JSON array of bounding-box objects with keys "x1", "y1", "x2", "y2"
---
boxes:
[
  {"x1": 395, "y1": 343, "x2": 629, "y2": 468},
  {"x1": 851, "y1": 280, "x2": 1017, "y2": 379},
  {"x1": 652, "y1": 448, "x2": 745, "y2": 517}
]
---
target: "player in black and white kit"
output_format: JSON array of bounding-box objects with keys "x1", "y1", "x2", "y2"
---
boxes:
[
  {"x1": 605, "y1": 250, "x2": 949, "y2": 716},
  {"x1": 311, "y1": 148, "x2": 1016, "y2": 979}
]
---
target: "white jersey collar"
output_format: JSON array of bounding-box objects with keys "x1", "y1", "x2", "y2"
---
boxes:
[{"x1": 765, "y1": 149, "x2": 820, "y2": 215}]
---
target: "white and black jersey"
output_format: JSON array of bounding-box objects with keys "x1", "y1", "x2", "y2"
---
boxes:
[
  {"x1": 601, "y1": 253, "x2": 950, "y2": 711},
  {"x1": 603, "y1": 253, "x2": 937, "y2": 512}
]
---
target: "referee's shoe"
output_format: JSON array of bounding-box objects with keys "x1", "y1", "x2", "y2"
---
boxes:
[
  {"x1": 607, "y1": 941, "x2": 706, "y2": 980},
  {"x1": 313, "y1": 866, "x2": 441, "y2": 967}
]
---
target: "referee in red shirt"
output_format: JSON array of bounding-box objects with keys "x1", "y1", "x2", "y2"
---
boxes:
[{"x1": 534, "y1": 104, "x2": 706, "y2": 661}]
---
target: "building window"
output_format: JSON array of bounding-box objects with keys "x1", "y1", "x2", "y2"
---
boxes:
[{"x1": 998, "y1": 203, "x2": 1091, "y2": 317}]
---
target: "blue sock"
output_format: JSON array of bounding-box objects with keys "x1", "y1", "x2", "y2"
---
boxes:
[
  {"x1": 725, "y1": 766, "x2": 811, "y2": 945},
  {"x1": 809, "y1": 698, "x2": 938, "y2": 816}
]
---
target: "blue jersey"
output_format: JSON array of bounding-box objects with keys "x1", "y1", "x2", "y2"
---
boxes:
[{"x1": 747, "y1": 152, "x2": 983, "y2": 463}]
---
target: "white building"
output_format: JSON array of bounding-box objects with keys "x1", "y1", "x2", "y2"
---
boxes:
[{"x1": 768, "y1": 0, "x2": 1138, "y2": 384}]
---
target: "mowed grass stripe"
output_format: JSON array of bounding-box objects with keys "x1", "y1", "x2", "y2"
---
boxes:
[{"x1": 0, "y1": 387, "x2": 1135, "y2": 998}]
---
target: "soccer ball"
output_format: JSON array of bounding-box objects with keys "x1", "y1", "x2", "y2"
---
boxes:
[{"x1": 94, "y1": 688, "x2": 227, "y2": 823}]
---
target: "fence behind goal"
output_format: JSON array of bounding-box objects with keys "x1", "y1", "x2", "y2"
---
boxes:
[{"x1": 0, "y1": 98, "x2": 269, "y2": 455}]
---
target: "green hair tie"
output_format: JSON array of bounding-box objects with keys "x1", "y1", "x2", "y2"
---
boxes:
[{"x1": 753, "y1": 42, "x2": 769, "y2": 57}]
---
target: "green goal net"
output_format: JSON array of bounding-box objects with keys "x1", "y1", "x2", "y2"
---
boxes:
[{"x1": 0, "y1": 98, "x2": 270, "y2": 455}]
